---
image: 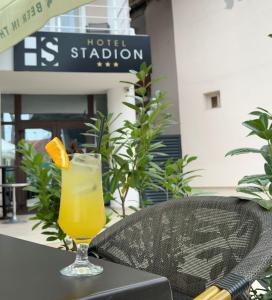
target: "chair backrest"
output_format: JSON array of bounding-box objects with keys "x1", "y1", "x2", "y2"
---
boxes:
[{"x1": 90, "y1": 197, "x2": 265, "y2": 297}]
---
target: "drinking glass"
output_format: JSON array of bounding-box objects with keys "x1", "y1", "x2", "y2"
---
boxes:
[{"x1": 58, "y1": 153, "x2": 105, "y2": 277}]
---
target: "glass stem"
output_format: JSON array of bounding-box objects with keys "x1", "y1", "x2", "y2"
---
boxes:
[{"x1": 75, "y1": 243, "x2": 89, "y2": 265}]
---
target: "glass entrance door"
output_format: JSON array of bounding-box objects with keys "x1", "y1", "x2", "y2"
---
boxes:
[
  {"x1": 17, "y1": 123, "x2": 91, "y2": 212},
  {"x1": 18, "y1": 122, "x2": 89, "y2": 158},
  {"x1": 9, "y1": 94, "x2": 94, "y2": 213}
]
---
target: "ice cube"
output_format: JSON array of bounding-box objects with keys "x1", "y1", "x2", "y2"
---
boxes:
[
  {"x1": 72, "y1": 153, "x2": 100, "y2": 170},
  {"x1": 74, "y1": 183, "x2": 97, "y2": 195}
]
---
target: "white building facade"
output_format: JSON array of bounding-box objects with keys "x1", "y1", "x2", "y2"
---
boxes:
[
  {"x1": 0, "y1": 0, "x2": 148, "y2": 212},
  {"x1": 171, "y1": 0, "x2": 272, "y2": 195},
  {"x1": 130, "y1": 0, "x2": 271, "y2": 196},
  {"x1": 2, "y1": 0, "x2": 268, "y2": 211}
]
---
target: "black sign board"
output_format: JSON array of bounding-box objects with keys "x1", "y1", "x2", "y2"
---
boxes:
[{"x1": 14, "y1": 31, "x2": 151, "y2": 73}]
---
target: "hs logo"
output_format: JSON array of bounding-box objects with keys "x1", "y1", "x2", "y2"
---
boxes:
[{"x1": 24, "y1": 36, "x2": 59, "y2": 67}]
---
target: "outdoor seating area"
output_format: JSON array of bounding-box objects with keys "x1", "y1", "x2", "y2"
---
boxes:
[
  {"x1": 90, "y1": 197, "x2": 272, "y2": 299},
  {"x1": 1, "y1": 0, "x2": 272, "y2": 299}
]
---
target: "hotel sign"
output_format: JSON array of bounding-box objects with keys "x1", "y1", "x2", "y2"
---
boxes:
[{"x1": 14, "y1": 31, "x2": 151, "y2": 73}]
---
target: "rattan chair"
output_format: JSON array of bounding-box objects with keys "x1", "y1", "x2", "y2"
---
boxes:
[{"x1": 89, "y1": 196, "x2": 272, "y2": 300}]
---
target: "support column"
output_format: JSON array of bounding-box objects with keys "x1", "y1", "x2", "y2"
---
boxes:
[
  {"x1": 0, "y1": 93, "x2": 2, "y2": 213},
  {"x1": 107, "y1": 86, "x2": 139, "y2": 209},
  {"x1": 0, "y1": 92, "x2": 1, "y2": 167}
]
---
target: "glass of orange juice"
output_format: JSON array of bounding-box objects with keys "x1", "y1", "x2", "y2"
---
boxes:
[{"x1": 58, "y1": 153, "x2": 105, "y2": 277}]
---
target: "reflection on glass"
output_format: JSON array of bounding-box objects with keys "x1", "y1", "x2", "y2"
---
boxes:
[
  {"x1": 1, "y1": 94, "x2": 14, "y2": 122},
  {"x1": 24, "y1": 128, "x2": 52, "y2": 154},
  {"x1": 2, "y1": 113, "x2": 15, "y2": 122},
  {"x1": 20, "y1": 113, "x2": 86, "y2": 121},
  {"x1": 1, "y1": 125, "x2": 15, "y2": 165},
  {"x1": 21, "y1": 114, "x2": 33, "y2": 121},
  {"x1": 61, "y1": 128, "x2": 86, "y2": 153}
]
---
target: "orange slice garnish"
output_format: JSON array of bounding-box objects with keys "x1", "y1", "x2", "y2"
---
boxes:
[{"x1": 45, "y1": 137, "x2": 70, "y2": 169}]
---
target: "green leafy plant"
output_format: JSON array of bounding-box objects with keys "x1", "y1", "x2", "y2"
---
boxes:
[
  {"x1": 226, "y1": 107, "x2": 272, "y2": 299},
  {"x1": 150, "y1": 155, "x2": 200, "y2": 201},
  {"x1": 226, "y1": 107, "x2": 272, "y2": 210},
  {"x1": 85, "y1": 63, "x2": 199, "y2": 217},
  {"x1": 17, "y1": 64, "x2": 199, "y2": 246},
  {"x1": 17, "y1": 140, "x2": 70, "y2": 249},
  {"x1": 250, "y1": 266, "x2": 272, "y2": 300}
]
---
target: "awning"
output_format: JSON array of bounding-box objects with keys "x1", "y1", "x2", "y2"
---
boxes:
[{"x1": 0, "y1": 0, "x2": 94, "y2": 53}]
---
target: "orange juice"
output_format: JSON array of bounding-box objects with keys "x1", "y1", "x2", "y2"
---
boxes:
[{"x1": 58, "y1": 153, "x2": 105, "y2": 243}]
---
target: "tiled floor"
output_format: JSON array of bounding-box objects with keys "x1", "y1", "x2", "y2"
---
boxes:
[
  {"x1": 0, "y1": 214, "x2": 51, "y2": 245},
  {"x1": 0, "y1": 209, "x2": 123, "y2": 247}
]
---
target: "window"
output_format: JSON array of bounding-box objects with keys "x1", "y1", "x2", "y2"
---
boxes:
[{"x1": 204, "y1": 91, "x2": 221, "y2": 109}]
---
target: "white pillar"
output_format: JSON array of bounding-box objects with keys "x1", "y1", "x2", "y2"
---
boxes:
[
  {"x1": 0, "y1": 93, "x2": 2, "y2": 192},
  {"x1": 0, "y1": 92, "x2": 2, "y2": 167},
  {"x1": 107, "y1": 85, "x2": 139, "y2": 209}
]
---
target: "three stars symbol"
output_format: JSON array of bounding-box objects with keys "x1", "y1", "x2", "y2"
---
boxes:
[{"x1": 97, "y1": 62, "x2": 119, "y2": 68}]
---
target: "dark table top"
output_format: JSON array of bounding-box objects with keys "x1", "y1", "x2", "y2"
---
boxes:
[{"x1": 0, "y1": 235, "x2": 172, "y2": 300}]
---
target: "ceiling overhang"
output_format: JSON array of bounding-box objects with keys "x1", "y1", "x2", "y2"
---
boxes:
[{"x1": 0, "y1": 70, "x2": 135, "y2": 95}]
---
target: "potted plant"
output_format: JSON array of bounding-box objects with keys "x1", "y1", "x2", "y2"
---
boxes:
[{"x1": 226, "y1": 107, "x2": 272, "y2": 299}]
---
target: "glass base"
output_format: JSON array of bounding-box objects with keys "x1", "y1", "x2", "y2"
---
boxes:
[{"x1": 60, "y1": 261, "x2": 103, "y2": 277}]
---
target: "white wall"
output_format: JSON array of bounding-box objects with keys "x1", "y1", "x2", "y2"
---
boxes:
[
  {"x1": 107, "y1": 85, "x2": 139, "y2": 208},
  {"x1": 0, "y1": 93, "x2": 1, "y2": 164},
  {"x1": 144, "y1": 0, "x2": 180, "y2": 135},
  {"x1": 0, "y1": 48, "x2": 13, "y2": 71},
  {"x1": 171, "y1": 0, "x2": 272, "y2": 188}
]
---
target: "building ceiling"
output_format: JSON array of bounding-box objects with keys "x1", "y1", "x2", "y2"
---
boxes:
[{"x1": 0, "y1": 71, "x2": 135, "y2": 95}]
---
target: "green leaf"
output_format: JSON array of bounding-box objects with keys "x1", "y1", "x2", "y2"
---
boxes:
[
  {"x1": 140, "y1": 62, "x2": 148, "y2": 72},
  {"x1": 81, "y1": 132, "x2": 98, "y2": 137},
  {"x1": 136, "y1": 70, "x2": 146, "y2": 81},
  {"x1": 109, "y1": 113, "x2": 122, "y2": 125},
  {"x1": 225, "y1": 148, "x2": 261, "y2": 156},
  {"x1": 128, "y1": 206, "x2": 139, "y2": 212},
  {"x1": 81, "y1": 143, "x2": 96, "y2": 148},
  {"x1": 265, "y1": 163, "x2": 272, "y2": 176},
  {"x1": 238, "y1": 174, "x2": 271, "y2": 185},
  {"x1": 145, "y1": 76, "x2": 164, "y2": 89},
  {"x1": 126, "y1": 147, "x2": 133, "y2": 157},
  {"x1": 243, "y1": 119, "x2": 266, "y2": 132},
  {"x1": 46, "y1": 236, "x2": 58, "y2": 241},
  {"x1": 149, "y1": 162, "x2": 163, "y2": 171},
  {"x1": 261, "y1": 145, "x2": 272, "y2": 165},
  {"x1": 84, "y1": 123, "x2": 100, "y2": 132},
  {"x1": 120, "y1": 80, "x2": 141, "y2": 87},
  {"x1": 32, "y1": 222, "x2": 42, "y2": 230},
  {"x1": 24, "y1": 186, "x2": 38, "y2": 193},
  {"x1": 187, "y1": 156, "x2": 198, "y2": 163},
  {"x1": 33, "y1": 152, "x2": 44, "y2": 165},
  {"x1": 250, "y1": 198, "x2": 272, "y2": 210},
  {"x1": 122, "y1": 102, "x2": 141, "y2": 112},
  {"x1": 148, "y1": 182, "x2": 165, "y2": 192},
  {"x1": 135, "y1": 87, "x2": 146, "y2": 97},
  {"x1": 260, "y1": 113, "x2": 269, "y2": 128},
  {"x1": 269, "y1": 183, "x2": 272, "y2": 196},
  {"x1": 42, "y1": 231, "x2": 58, "y2": 235},
  {"x1": 237, "y1": 187, "x2": 263, "y2": 198},
  {"x1": 143, "y1": 199, "x2": 153, "y2": 206},
  {"x1": 109, "y1": 175, "x2": 119, "y2": 193},
  {"x1": 42, "y1": 223, "x2": 53, "y2": 230}
]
